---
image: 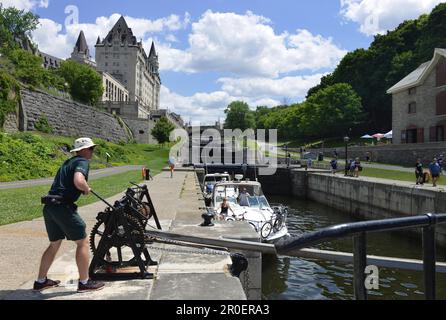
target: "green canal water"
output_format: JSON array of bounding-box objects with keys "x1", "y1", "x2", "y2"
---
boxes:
[{"x1": 263, "y1": 196, "x2": 446, "y2": 300}]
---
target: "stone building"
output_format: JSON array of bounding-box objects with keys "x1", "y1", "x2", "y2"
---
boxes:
[
  {"x1": 388, "y1": 48, "x2": 446, "y2": 144},
  {"x1": 95, "y1": 16, "x2": 161, "y2": 112},
  {"x1": 70, "y1": 30, "x2": 129, "y2": 104},
  {"x1": 38, "y1": 51, "x2": 62, "y2": 69},
  {"x1": 70, "y1": 30, "x2": 96, "y2": 68}
]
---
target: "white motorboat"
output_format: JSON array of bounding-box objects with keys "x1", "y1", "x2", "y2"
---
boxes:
[
  {"x1": 210, "y1": 178, "x2": 289, "y2": 242},
  {"x1": 202, "y1": 172, "x2": 232, "y2": 206}
]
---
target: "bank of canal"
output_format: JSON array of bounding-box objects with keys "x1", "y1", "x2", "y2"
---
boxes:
[{"x1": 263, "y1": 196, "x2": 446, "y2": 300}]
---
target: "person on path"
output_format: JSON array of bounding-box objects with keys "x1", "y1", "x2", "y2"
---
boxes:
[
  {"x1": 415, "y1": 159, "x2": 424, "y2": 185},
  {"x1": 429, "y1": 158, "x2": 441, "y2": 187},
  {"x1": 34, "y1": 138, "x2": 105, "y2": 293}
]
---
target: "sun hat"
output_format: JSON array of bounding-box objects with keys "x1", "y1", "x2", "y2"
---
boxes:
[{"x1": 70, "y1": 137, "x2": 97, "y2": 153}]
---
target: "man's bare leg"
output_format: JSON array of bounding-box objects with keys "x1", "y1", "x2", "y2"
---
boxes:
[
  {"x1": 37, "y1": 240, "x2": 62, "y2": 279},
  {"x1": 75, "y1": 238, "x2": 90, "y2": 280}
]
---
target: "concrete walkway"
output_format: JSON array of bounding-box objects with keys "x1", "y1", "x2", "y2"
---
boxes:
[
  {"x1": 1, "y1": 168, "x2": 251, "y2": 300},
  {"x1": 0, "y1": 165, "x2": 142, "y2": 190},
  {"x1": 0, "y1": 169, "x2": 185, "y2": 300}
]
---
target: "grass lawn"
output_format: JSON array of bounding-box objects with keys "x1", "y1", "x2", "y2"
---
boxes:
[
  {"x1": 359, "y1": 167, "x2": 446, "y2": 185},
  {"x1": 0, "y1": 146, "x2": 170, "y2": 226}
]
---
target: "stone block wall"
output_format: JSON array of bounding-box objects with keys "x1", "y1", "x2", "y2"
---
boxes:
[
  {"x1": 310, "y1": 142, "x2": 446, "y2": 167},
  {"x1": 123, "y1": 117, "x2": 158, "y2": 144},
  {"x1": 19, "y1": 88, "x2": 130, "y2": 143},
  {"x1": 3, "y1": 112, "x2": 19, "y2": 133}
]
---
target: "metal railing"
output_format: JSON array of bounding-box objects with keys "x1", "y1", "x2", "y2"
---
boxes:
[{"x1": 274, "y1": 213, "x2": 446, "y2": 300}]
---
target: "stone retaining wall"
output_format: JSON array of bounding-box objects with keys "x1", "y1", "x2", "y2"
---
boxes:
[{"x1": 18, "y1": 88, "x2": 130, "y2": 143}]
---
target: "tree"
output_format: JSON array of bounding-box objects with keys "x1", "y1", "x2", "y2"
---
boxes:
[
  {"x1": 0, "y1": 5, "x2": 39, "y2": 52},
  {"x1": 151, "y1": 117, "x2": 175, "y2": 145},
  {"x1": 57, "y1": 60, "x2": 103, "y2": 105},
  {"x1": 305, "y1": 2, "x2": 446, "y2": 133},
  {"x1": 299, "y1": 83, "x2": 365, "y2": 138},
  {"x1": 224, "y1": 101, "x2": 256, "y2": 130}
]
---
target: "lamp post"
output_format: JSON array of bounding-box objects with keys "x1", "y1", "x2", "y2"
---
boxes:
[{"x1": 344, "y1": 136, "x2": 350, "y2": 176}]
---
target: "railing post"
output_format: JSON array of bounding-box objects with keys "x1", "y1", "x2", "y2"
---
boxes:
[
  {"x1": 422, "y1": 225, "x2": 436, "y2": 300},
  {"x1": 353, "y1": 232, "x2": 367, "y2": 300}
]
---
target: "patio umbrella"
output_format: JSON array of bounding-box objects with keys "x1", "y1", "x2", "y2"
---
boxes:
[
  {"x1": 384, "y1": 131, "x2": 393, "y2": 139},
  {"x1": 361, "y1": 134, "x2": 373, "y2": 139},
  {"x1": 372, "y1": 133, "x2": 385, "y2": 139}
]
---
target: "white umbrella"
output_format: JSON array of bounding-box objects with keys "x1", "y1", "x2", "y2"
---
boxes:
[
  {"x1": 361, "y1": 134, "x2": 373, "y2": 139},
  {"x1": 384, "y1": 130, "x2": 393, "y2": 139}
]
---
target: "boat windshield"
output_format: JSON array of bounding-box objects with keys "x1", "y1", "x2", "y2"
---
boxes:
[
  {"x1": 204, "y1": 175, "x2": 230, "y2": 184},
  {"x1": 258, "y1": 196, "x2": 270, "y2": 208},
  {"x1": 247, "y1": 196, "x2": 270, "y2": 208}
]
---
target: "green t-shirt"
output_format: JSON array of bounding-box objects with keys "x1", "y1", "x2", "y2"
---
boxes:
[{"x1": 49, "y1": 156, "x2": 90, "y2": 203}]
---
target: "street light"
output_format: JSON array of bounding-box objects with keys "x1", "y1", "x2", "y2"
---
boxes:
[{"x1": 344, "y1": 136, "x2": 350, "y2": 176}]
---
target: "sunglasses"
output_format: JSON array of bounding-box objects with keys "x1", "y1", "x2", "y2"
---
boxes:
[{"x1": 88, "y1": 147, "x2": 96, "y2": 151}]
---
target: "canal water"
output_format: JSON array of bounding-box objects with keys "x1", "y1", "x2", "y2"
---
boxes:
[{"x1": 263, "y1": 196, "x2": 446, "y2": 300}]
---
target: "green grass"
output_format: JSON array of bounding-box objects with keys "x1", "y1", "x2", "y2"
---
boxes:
[
  {"x1": 357, "y1": 167, "x2": 446, "y2": 185},
  {"x1": 0, "y1": 145, "x2": 170, "y2": 226},
  {"x1": 0, "y1": 131, "x2": 171, "y2": 182}
]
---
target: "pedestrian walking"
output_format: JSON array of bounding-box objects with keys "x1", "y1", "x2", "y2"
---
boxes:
[
  {"x1": 35, "y1": 137, "x2": 105, "y2": 293},
  {"x1": 354, "y1": 158, "x2": 362, "y2": 178},
  {"x1": 415, "y1": 159, "x2": 424, "y2": 185},
  {"x1": 168, "y1": 157, "x2": 175, "y2": 178},
  {"x1": 330, "y1": 158, "x2": 338, "y2": 175},
  {"x1": 429, "y1": 158, "x2": 441, "y2": 187}
]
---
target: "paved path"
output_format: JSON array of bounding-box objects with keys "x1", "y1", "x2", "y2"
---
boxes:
[
  {"x1": 0, "y1": 165, "x2": 142, "y2": 190},
  {"x1": 0, "y1": 169, "x2": 187, "y2": 300}
]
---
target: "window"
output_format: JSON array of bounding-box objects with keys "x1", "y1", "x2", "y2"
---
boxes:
[
  {"x1": 437, "y1": 60, "x2": 446, "y2": 87},
  {"x1": 408, "y1": 87, "x2": 417, "y2": 95},
  {"x1": 436, "y1": 91, "x2": 446, "y2": 115},
  {"x1": 408, "y1": 102, "x2": 417, "y2": 114}
]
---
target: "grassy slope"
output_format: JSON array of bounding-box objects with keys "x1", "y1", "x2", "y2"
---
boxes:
[
  {"x1": 0, "y1": 135, "x2": 170, "y2": 225},
  {"x1": 0, "y1": 132, "x2": 170, "y2": 182}
]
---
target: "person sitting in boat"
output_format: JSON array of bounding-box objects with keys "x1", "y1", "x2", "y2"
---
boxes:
[
  {"x1": 237, "y1": 187, "x2": 251, "y2": 207},
  {"x1": 217, "y1": 197, "x2": 235, "y2": 220}
]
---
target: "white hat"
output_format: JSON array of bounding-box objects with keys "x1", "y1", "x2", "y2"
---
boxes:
[{"x1": 70, "y1": 137, "x2": 97, "y2": 153}]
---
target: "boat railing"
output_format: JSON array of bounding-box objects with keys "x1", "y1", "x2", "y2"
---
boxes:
[{"x1": 274, "y1": 213, "x2": 446, "y2": 300}]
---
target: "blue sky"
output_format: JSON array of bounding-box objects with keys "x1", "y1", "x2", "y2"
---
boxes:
[{"x1": 3, "y1": 0, "x2": 446, "y2": 124}]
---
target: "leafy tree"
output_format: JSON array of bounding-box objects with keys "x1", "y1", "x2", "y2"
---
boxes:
[
  {"x1": 305, "y1": 2, "x2": 446, "y2": 133},
  {"x1": 151, "y1": 116, "x2": 175, "y2": 145},
  {"x1": 57, "y1": 60, "x2": 103, "y2": 105},
  {"x1": 0, "y1": 5, "x2": 39, "y2": 53},
  {"x1": 5, "y1": 48, "x2": 66, "y2": 90},
  {"x1": 299, "y1": 83, "x2": 365, "y2": 138},
  {"x1": 224, "y1": 101, "x2": 256, "y2": 130}
]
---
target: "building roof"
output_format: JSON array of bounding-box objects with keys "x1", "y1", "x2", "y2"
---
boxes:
[
  {"x1": 149, "y1": 41, "x2": 157, "y2": 57},
  {"x1": 74, "y1": 30, "x2": 89, "y2": 54},
  {"x1": 99, "y1": 15, "x2": 138, "y2": 46},
  {"x1": 387, "y1": 48, "x2": 446, "y2": 94}
]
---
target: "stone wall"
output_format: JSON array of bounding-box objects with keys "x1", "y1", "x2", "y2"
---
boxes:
[
  {"x1": 19, "y1": 88, "x2": 130, "y2": 143},
  {"x1": 309, "y1": 142, "x2": 446, "y2": 167},
  {"x1": 3, "y1": 112, "x2": 19, "y2": 133},
  {"x1": 392, "y1": 65, "x2": 442, "y2": 144},
  {"x1": 122, "y1": 117, "x2": 158, "y2": 144},
  {"x1": 307, "y1": 172, "x2": 446, "y2": 245}
]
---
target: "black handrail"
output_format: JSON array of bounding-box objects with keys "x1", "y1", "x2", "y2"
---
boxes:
[{"x1": 274, "y1": 213, "x2": 446, "y2": 300}]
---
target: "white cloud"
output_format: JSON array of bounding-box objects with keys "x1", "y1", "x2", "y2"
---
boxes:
[
  {"x1": 218, "y1": 74, "x2": 326, "y2": 99},
  {"x1": 31, "y1": 13, "x2": 190, "y2": 59},
  {"x1": 0, "y1": 0, "x2": 49, "y2": 10},
  {"x1": 340, "y1": 0, "x2": 446, "y2": 36},
  {"x1": 161, "y1": 73, "x2": 324, "y2": 124},
  {"x1": 158, "y1": 10, "x2": 346, "y2": 77},
  {"x1": 160, "y1": 86, "x2": 233, "y2": 124}
]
